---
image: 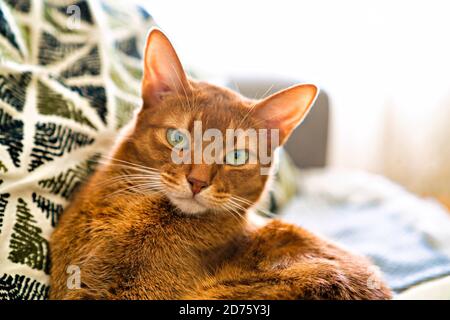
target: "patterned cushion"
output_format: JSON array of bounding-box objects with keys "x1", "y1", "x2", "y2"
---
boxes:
[{"x1": 0, "y1": 0, "x2": 155, "y2": 299}]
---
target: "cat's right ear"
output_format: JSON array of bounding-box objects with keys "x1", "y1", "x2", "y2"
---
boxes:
[{"x1": 141, "y1": 28, "x2": 190, "y2": 108}]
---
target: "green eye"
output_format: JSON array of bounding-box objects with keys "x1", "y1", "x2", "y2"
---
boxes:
[
  {"x1": 225, "y1": 149, "x2": 249, "y2": 166},
  {"x1": 166, "y1": 129, "x2": 189, "y2": 149}
]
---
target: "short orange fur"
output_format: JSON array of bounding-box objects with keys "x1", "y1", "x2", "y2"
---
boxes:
[{"x1": 49, "y1": 29, "x2": 391, "y2": 300}]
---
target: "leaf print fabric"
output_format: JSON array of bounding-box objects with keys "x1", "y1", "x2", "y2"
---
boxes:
[{"x1": 0, "y1": 0, "x2": 155, "y2": 299}]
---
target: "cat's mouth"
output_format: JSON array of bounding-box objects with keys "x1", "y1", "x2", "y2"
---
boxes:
[{"x1": 167, "y1": 194, "x2": 208, "y2": 214}]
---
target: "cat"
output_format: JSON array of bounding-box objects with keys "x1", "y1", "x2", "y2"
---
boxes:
[{"x1": 49, "y1": 28, "x2": 392, "y2": 300}]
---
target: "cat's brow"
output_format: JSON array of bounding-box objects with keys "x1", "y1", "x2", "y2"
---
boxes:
[
  {"x1": 148, "y1": 120, "x2": 188, "y2": 129},
  {"x1": 146, "y1": 124, "x2": 171, "y2": 129}
]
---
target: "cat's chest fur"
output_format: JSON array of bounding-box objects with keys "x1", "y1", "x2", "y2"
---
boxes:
[{"x1": 92, "y1": 196, "x2": 247, "y2": 299}]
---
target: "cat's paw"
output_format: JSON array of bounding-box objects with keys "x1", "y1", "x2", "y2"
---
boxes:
[{"x1": 279, "y1": 258, "x2": 392, "y2": 300}]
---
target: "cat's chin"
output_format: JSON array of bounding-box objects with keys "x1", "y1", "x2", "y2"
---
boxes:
[{"x1": 168, "y1": 196, "x2": 208, "y2": 215}]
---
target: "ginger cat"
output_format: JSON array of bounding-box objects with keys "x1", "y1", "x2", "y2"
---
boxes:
[{"x1": 49, "y1": 29, "x2": 391, "y2": 300}]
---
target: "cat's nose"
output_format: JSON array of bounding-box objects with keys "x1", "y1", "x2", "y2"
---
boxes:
[{"x1": 187, "y1": 177, "x2": 208, "y2": 195}]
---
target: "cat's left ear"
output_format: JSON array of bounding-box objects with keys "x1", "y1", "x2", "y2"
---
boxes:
[
  {"x1": 253, "y1": 84, "x2": 319, "y2": 145},
  {"x1": 142, "y1": 28, "x2": 190, "y2": 107}
]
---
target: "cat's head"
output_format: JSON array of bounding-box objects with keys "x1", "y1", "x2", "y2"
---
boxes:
[{"x1": 119, "y1": 28, "x2": 317, "y2": 215}]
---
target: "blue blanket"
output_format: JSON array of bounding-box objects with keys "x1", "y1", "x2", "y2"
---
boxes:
[{"x1": 281, "y1": 170, "x2": 450, "y2": 293}]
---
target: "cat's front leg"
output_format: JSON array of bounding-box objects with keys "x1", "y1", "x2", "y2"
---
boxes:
[
  {"x1": 188, "y1": 257, "x2": 390, "y2": 300},
  {"x1": 247, "y1": 220, "x2": 392, "y2": 299},
  {"x1": 188, "y1": 220, "x2": 392, "y2": 300}
]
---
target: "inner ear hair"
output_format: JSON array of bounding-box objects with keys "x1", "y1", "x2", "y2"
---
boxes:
[
  {"x1": 253, "y1": 84, "x2": 319, "y2": 144},
  {"x1": 141, "y1": 28, "x2": 191, "y2": 106}
]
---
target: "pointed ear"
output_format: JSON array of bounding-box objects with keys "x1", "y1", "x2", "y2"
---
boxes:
[
  {"x1": 141, "y1": 28, "x2": 190, "y2": 107},
  {"x1": 253, "y1": 84, "x2": 319, "y2": 145}
]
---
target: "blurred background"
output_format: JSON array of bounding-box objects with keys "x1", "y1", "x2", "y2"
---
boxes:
[{"x1": 143, "y1": 0, "x2": 450, "y2": 209}]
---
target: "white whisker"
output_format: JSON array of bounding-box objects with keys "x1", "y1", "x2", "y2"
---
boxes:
[{"x1": 98, "y1": 155, "x2": 160, "y2": 172}]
